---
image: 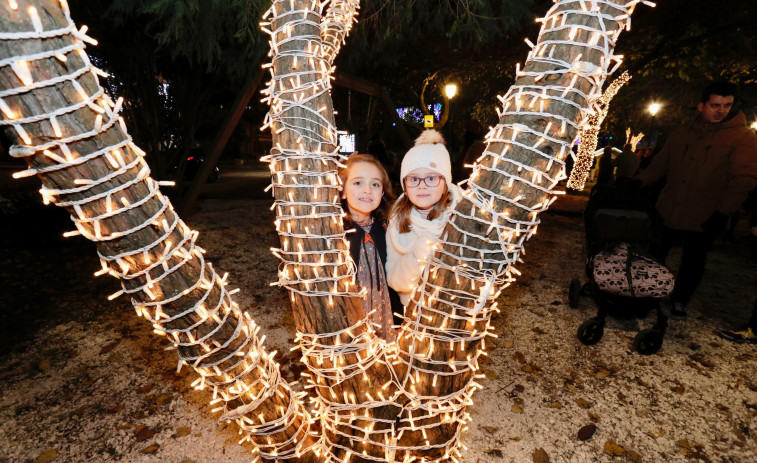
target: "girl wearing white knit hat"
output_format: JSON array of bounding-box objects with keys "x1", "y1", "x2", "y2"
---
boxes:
[{"x1": 385, "y1": 129, "x2": 463, "y2": 307}]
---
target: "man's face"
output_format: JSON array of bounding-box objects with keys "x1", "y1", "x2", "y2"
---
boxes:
[{"x1": 697, "y1": 94, "x2": 734, "y2": 124}]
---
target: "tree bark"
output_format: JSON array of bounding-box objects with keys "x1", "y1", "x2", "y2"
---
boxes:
[
  {"x1": 263, "y1": 1, "x2": 404, "y2": 460},
  {"x1": 0, "y1": 0, "x2": 642, "y2": 462},
  {"x1": 0, "y1": 1, "x2": 315, "y2": 461},
  {"x1": 390, "y1": 1, "x2": 640, "y2": 459}
]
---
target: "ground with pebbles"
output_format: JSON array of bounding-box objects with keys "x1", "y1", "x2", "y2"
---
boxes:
[{"x1": 1, "y1": 192, "x2": 755, "y2": 463}]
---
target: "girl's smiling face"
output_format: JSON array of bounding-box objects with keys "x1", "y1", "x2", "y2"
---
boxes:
[
  {"x1": 404, "y1": 167, "x2": 446, "y2": 210},
  {"x1": 342, "y1": 161, "x2": 384, "y2": 222}
]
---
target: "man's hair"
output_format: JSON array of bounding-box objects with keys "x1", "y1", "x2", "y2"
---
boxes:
[{"x1": 700, "y1": 81, "x2": 737, "y2": 103}]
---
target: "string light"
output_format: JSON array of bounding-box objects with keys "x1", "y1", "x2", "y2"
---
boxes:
[
  {"x1": 262, "y1": 0, "x2": 652, "y2": 461},
  {"x1": 0, "y1": 1, "x2": 312, "y2": 460},
  {"x1": 567, "y1": 70, "x2": 631, "y2": 190},
  {"x1": 0, "y1": 0, "x2": 652, "y2": 461},
  {"x1": 627, "y1": 127, "x2": 645, "y2": 150}
]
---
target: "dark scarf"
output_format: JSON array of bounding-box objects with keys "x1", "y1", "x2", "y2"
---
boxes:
[{"x1": 346, "y1": 219, "x2": 404, "y2": 325}]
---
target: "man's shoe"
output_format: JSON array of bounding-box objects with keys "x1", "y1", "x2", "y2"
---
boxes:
[
  {"x1": 717, "y1": 327, "x2": 757, "y2": 344},
  {"x1": 671, "y1": 302, "x2": 687, "y2": 317}
]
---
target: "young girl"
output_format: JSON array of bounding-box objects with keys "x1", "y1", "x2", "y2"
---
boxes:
[
  {"x1": 339, "y1": 154, "x2": 402, "y2": 341},
  {"x1": 386, "y1": 129, "x2": 463, "y2": 306}
]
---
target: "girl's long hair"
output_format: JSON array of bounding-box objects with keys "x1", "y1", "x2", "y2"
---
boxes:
[
  {"x1": 390, "y1": 184, "x2": 452, "y2": 234},
  {"x1": 338, "y1": 154, "x2": 396, "y2": 229}
]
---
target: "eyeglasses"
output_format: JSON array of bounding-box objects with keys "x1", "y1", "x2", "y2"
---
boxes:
[{"x1": 404, "y1": 175, "x2": 442, "y2": 188}]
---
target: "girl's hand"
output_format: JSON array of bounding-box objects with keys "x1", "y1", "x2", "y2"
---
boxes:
[{"x1": 413, "y1": 234, "x2": 438, "y2": 262}]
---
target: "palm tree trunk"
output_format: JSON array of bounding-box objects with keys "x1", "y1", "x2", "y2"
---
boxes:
[{"x1": 391, "y1": 1, "x2": 640, "y2": 459}]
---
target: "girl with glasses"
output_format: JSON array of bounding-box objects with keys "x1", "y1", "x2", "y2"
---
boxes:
[
  {"x1": 339, "y1": 155, "x2": 403, "y2": 341},
  {"x1": 386, "y1": 130, "x2": 463, "y2": 307}
]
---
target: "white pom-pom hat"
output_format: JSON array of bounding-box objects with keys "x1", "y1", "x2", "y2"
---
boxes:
[{"x1": 400, "y1": 129, "x2": 451, "y2": 191}]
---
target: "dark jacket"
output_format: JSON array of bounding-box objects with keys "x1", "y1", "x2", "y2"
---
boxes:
[
  {"x1": 346, "y1": 220, "x2": 404, "y2": 325},
  {"x1": 637, "y1": 111, "x2": 757, "y2": 231},
  {"x1": 597, "y1": 149, "x2": 615, "y2": 184},
  {"x1": 614, "y1": 146, "x2": 640, "y2": 181}
]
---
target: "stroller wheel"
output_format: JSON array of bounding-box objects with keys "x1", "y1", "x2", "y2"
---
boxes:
[
  {"x1": 568, "y1": 279, "x2": 582, "y2": 308},
  {"x1": 577, "y1": 319, "x2": 604, "y2": 345},
  {"x1": 581, "y1": 282, "x2": 592, "y2": 296},
  {"x1": 633, "y1": 328, "x2": 664, "y2": 355}
]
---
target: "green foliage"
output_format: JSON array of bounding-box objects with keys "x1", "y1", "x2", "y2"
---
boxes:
[
  {"x1": 339, "y1": 0, "x2": 536, "y2": 153},
  {"x1": 603, "y1": 0, "x2": 757, "y2": 142},
  {"x1": 70, "y1": 0, "x2": 269, "y2": 177},
  {"x1": 348, "y1": 0, "x2": 535, "y2": 70},
  {"x1": 105, "y1": 0, "x2": 267, "y2": 78}
]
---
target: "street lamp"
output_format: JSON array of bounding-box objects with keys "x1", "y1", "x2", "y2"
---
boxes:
[
  {"x1": 751, "y1": 120, "x2": 757, "y2": 130},
  {"x1": 648, "y1": 103, "x2": 661, "y2": 147},
  {"x1": 445, "y1": 84, "x2": 457, "y2": 99}
]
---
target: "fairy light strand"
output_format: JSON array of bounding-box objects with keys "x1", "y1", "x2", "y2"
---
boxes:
[
  {"x1": 387, "y1": 1, "x2": 654, "y2": 460},
  {"x1": 261, "y1": 0, "x2": 652, "y2": 461},
  {"x1": 0, "y1": 0, "x2": 652, "y2": 461},
  {"x1": 567, "y1": 70, "x2": 631, "y2": 190},
  {"x1": 0, "y1": 1, "x2": 312, "y2": 460}
]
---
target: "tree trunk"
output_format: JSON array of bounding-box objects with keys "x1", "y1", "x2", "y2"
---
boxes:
[
  {"x1": 0, "y1": 1, "x2": 315, "y2": 461},
  {"x1": 263, "y1": 1, "x2": 404, "y2": 461},
  {"x1": 1, "y1": 0, "x2": 643, "y2": 461},
  {"x1": 392, "y1": 2, "x2": 641, "y2": 458},
  {"x1": 264, "y1": 0, "x2": 641, "y2": 461},
  {"x1": 179, "y1": 67, "x2": 264, "y2": 215}
]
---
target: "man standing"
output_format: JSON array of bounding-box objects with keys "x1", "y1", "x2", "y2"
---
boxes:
[
  {"x1": 636, "y1": 82, "x2": 757, "y2": 316},
  {"x1": 614, "y1": 143, "x2": 641, "y2": 183}
]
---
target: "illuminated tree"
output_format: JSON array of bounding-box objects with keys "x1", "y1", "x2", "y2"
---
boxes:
[
  {"x1": 0, "y1": 0, "x2": 650, "y2": 461},
  {"x1": 567, "y1": 70, "x2": 631, "y2": 190}
]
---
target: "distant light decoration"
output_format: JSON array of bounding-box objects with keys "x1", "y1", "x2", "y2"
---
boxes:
[
  {"x1": 0, "y1": 0, "x2": 653, "y2": 461},
  {"x1": 627, "y1": 127, "x2": 645, "y2": 149},
  {"x1": 396, "y1": 103, "x2": 443, "y2": 123},
  {"x1": 566, "y1": 71, "x2": 631, "y2": 190}
]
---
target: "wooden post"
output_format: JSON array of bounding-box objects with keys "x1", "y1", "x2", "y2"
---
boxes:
[{"x1": 178, "y1": 67, "x2": 264, "y2": 215}]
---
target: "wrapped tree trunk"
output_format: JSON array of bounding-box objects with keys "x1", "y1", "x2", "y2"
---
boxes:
[
  {"x1": 262, "y1": 1, "x2": 404, "y2": 460},
  {"x1": 0, "y1": 0, "x2": 648, "y2": 462},
  {"x1": 567, "y1": 70, "x2": 631, "y2": 190},
  {"x1": 0, "y1": 1, "x2": 315, "y2": 461},
  {"x1": 386, "y1": 3, "x2": 647, "y2": 460},
  {"x1": 263, "y1": 0, "x2": 649, "y2": 461}
]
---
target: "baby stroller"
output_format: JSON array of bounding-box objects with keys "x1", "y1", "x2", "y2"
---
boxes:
[{"x1": 568, "y1": 183, "x2": 674, "y2": 355}]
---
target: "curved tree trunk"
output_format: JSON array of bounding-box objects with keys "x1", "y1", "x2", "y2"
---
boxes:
[
  {"x1": 0, "y1": 2, "x2": 315, "y2": 461},
  {"x1": 396, "y1": 3, "x2": 643, "y2": 458},
  {"x1": 0, "y1": 0, "x2": 645, "y2": 462},
  {"x1": 265, "y1": 0, "x2": 644, "y2": 461}
]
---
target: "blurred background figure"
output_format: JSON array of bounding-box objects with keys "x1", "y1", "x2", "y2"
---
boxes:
[{"x1": 614, "y1": 143, "x2": 640, "y2": 183}]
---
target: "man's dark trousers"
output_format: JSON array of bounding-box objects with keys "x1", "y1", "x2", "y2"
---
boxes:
[{"x1": 651, "y1": 226, "x2": 717, "y2": 306}]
